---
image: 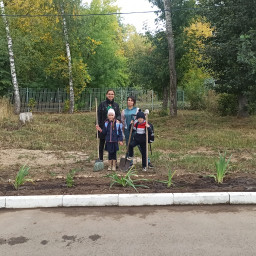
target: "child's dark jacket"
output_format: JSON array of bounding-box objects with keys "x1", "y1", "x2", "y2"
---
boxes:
[
  {"x1": 130, "y1": 120, "x2": 152, "y2": 144},
  {"x1": 101, "y1": 120, "x2": 123, "y2": 142}
]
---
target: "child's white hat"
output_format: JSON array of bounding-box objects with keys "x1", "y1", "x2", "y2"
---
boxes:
[{"x1": 108, "y1": 108, "x2": 115, "y2": 116}]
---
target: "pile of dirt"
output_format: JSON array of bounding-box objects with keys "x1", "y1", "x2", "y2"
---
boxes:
[{"x1": 1, "y1": 173, "x2": 256, "y2": 196}]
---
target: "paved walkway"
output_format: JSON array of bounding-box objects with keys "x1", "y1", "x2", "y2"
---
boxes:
[{"x1": 1, "y1": 205, "x2": 256, "y2": 255}]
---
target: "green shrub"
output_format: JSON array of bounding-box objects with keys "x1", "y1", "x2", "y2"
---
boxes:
[
  {"x1": 204, "y1": 90, "x2": 219, "y2": 113},
  {"x1": 217, "y1": 93, "x2": 238, "y2": 116}
]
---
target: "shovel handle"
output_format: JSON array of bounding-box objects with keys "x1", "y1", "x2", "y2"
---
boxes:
[
  {"x1": 126, "y1": 122, "x2": 134, "y2": 153},
  {"x1": 146, "y1": 114, "x2": 148, "y2": 169},
  {"x1": 95, "y1": 98, "x2": 99, "y2": 159}
]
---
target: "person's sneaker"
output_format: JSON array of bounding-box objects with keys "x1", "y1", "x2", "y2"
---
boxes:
[
  {"x1": 142, "y1": 167, "x2": 147, "y2": 172},
  {"x1": 148, "y1": 163, "x2": 154, "y2": 168}
]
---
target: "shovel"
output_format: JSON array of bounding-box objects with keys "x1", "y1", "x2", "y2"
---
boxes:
[
  {"x1": 119, "y1": 122, "x2": 134, "y2": 171},
  {"x1": 93, "y1": 98, "x2": 104, "y2": 172}
]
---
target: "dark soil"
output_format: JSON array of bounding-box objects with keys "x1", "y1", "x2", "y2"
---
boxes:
[{"x1": 1, "y1": 172, "x2": 256, "y2": 196}]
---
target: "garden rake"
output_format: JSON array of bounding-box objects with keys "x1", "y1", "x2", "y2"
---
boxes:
[{"x1": 93, "y1": 98, "x2": 104, "y2": 172}]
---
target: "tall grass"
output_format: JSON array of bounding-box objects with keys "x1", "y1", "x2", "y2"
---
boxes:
[
  {"x1": 0, "y1": 110, "x2": 256, "y2": 175},
  {"x1": 0, "y1": 97, "x2": 13, "y2": 121}
]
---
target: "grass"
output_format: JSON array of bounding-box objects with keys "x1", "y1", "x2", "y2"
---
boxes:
[
  {"x1": 0, "y1": 97, "x2": 14, "y2": 122},
  {"x1": 0, "y1": 108, "x2": 256, "y2": 176}
]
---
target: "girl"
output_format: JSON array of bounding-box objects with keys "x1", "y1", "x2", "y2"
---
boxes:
[
  {"x1": 96, "y1": 90, "x2": 121, "y2": 161},
  {"x1": 96, "y1": 109, "x2": 123, "y2": 171}
]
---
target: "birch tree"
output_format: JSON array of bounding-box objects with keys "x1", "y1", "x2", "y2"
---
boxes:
[
  {"x1": 163, "y1": 0, "x2": 177, "y2": 116},
  {"x1": 60, "y1": 2, "x2": 74, "y2": 114},
  {"x1": 0, "y1": 0, "x2": 20, "y2": 114}
]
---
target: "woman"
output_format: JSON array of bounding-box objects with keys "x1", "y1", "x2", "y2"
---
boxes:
[
  {"x1": 121, "y1": 96, "x2": 139, "y2": 145},
  {"x1": 96, "y1": 89, "x2": 121, "y2": 161},
  {"x1": 121, "y1": 96, "x2": 153, "y2": 168}
]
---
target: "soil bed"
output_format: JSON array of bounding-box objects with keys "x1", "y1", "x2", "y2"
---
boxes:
[{"x1": 1, "y1": 173, "x2": 256, "y2": 196}]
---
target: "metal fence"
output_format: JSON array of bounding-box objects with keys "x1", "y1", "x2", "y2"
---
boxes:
[{"x1": 8, "y1": 88, "x2": 185, "y2": 113}]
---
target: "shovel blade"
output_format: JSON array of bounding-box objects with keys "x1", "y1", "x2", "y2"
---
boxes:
[{"x1": 119, "y1": 157, "x2": 131, "y2": 171}]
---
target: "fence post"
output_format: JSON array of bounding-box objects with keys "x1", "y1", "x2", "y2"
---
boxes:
[
  {"x1": 151, "y1": 90, "x2": 154, "y2": 111},
  {"x1": 120, "y1": 87, "x2": 123, "y2": 110},
  {"x1": 89, "y1": 91, "x2": 92, "y2": 112},
  {"x1": 26, "y1": 87, "x2": 29, "y2": 112},
  {"x1": 57, "y1": 88, "x2": 60, "y2": 113},
  {"x1": 182, "y1": 90, "x2": 185, "y2": 109}
]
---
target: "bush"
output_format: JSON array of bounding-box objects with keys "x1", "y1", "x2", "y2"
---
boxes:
[
  {"x1": 0, "y1": 97, "x2": 13, "y2": 121},
  {"x1": 204, "y1": 90, "x2": 219, "y2": 113},
  {"x1": 217, "y1": 93, "x2": 238, "y2": 116}
]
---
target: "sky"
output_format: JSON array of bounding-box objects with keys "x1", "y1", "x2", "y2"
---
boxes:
[{"x1": 82, "y1": 0, "x2": 162, "y2": 33}]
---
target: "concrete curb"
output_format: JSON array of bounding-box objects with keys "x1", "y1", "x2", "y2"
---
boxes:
[{"x1": 1, "y1": 192, "x2": 256, "y2": 208}]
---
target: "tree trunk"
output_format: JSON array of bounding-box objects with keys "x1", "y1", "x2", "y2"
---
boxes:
[
  {"x1": 0, "y1": 0, "x2": 20, "y2": 114},
  {"x1": 162, "y1": 85, "x2": 169, "y2": 109},
  {"x1": 163, "y1": 0, "x2": 177, "y2": 117},
  {"x1": 238, "y1": 93, "x2": 249, "y2": 118},
  {"x1": 60, "y1": 3, "x2": 74, "y2": 114}
]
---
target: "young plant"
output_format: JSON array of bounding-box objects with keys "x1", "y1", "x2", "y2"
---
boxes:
[
  {"x1": 66, "y1": 169, "x2": 77, "y2": 188},
  {"x1": 13, "y1": 165, "x2": 32, "y2": 190},
  {"x1": 105, "y1": 168, "x2": 149, "y2": 192},
  {"x1": 157, "y1": 169, "x2": 176, "y2": 188},
  {"x1": 210, "y1": 152, "x2": 232, "y2": 184}
]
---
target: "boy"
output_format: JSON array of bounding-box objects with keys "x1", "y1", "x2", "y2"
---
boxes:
[{"x1": 127, "y1": 110, "x2": 153, "y2": 171}]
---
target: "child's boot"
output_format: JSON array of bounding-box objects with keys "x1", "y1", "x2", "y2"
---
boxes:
[
  {"x1": 112, "y1": 160, "x2": 117, "y2": 171},
  {"x1": 108, "y1": 160, "x2": 112, "y2": 171}
]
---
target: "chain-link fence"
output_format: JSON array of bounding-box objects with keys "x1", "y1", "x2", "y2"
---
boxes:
[{"x1": 8, "y1": 88, "x2": 185, "y2": 113}]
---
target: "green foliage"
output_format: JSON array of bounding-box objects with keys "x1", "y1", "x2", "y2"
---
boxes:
[
  {"x1": 105, "y1": 169, "x2": 149, "y2": 192},
  {"x1": 210, "y1": 152, "x2": 232, "y2": 184},
  {"x1": 157, "y1": 169, "x2": 176, "y2": 188},
  {"x1": 28, "y1": 98, "x2": 36, "y2": 112},
  {"x1": 217, "y1": 93, "x2": 238, "y2": 116},
  {"x1": 127, "y1": 0, "x2": 198, "y2": 95},
  {"x1": 66, "y1": 169, "x2": 77, "y2": 188},
  {"x1": 13, "y1": 165, "x2": 32, "y2": 190},
  {"x1": 198, "y1": 0, "x2": 256, "y2": 112},
  {"x1": 0, "y1": 0, "x2": 128, "y2": 94}
]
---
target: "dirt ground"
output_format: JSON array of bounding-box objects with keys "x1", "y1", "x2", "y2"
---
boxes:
[{"x1": 0, "y1": 149, "x2": 256, "y2": 196}]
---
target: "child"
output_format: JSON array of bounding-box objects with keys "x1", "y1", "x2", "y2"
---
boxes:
[
  {"x1": 128, "y1": 110, "x2": 153, "y2": 172},
  {"x1": 96, "y1": 109, "x2": 123, "y2": 171}
]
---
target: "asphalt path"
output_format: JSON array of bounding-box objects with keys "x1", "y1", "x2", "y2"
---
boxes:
[{"x1": 0, "y1": 205, "x2": 256, "y2": 256}]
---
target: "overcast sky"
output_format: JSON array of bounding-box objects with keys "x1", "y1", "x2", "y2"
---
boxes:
[{"x1": 82, "y1": 0, "x2": 162, "y2": 33}]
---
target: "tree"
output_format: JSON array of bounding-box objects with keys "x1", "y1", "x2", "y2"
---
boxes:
[
  {"x1": 83, "y1": 0, "x2": 128, "y2": 89},
  {"x1": 0, "y1": 0, "x2": 20, "y2": 114},
  {"x1": 198, "y1": 0, "x2": 256, "y2": 117},
  {"x1": 163, "y1": 0, "x2": 177, "y2": 116},
  {"x1": 59, "y1": 1, "x2": 74, "y2": 113}
]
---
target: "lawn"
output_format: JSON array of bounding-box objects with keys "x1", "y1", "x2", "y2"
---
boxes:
[{"x1": 0, "y1": 110, "x2": 256, "y2": 195}]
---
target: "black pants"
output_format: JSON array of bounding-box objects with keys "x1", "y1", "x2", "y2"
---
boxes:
[
  {"x1": 99, "y1": 138, "x2": 105, "y2": 161},
  {"x1": 108, "y1": 151, "x2": 117, "y2": 160},
  {"x1": 99, "y1": 138, "x2": 117, "y2": 160},
  {"x1": 129, "y1": 140, "x2": 147, "y2": 168}
]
